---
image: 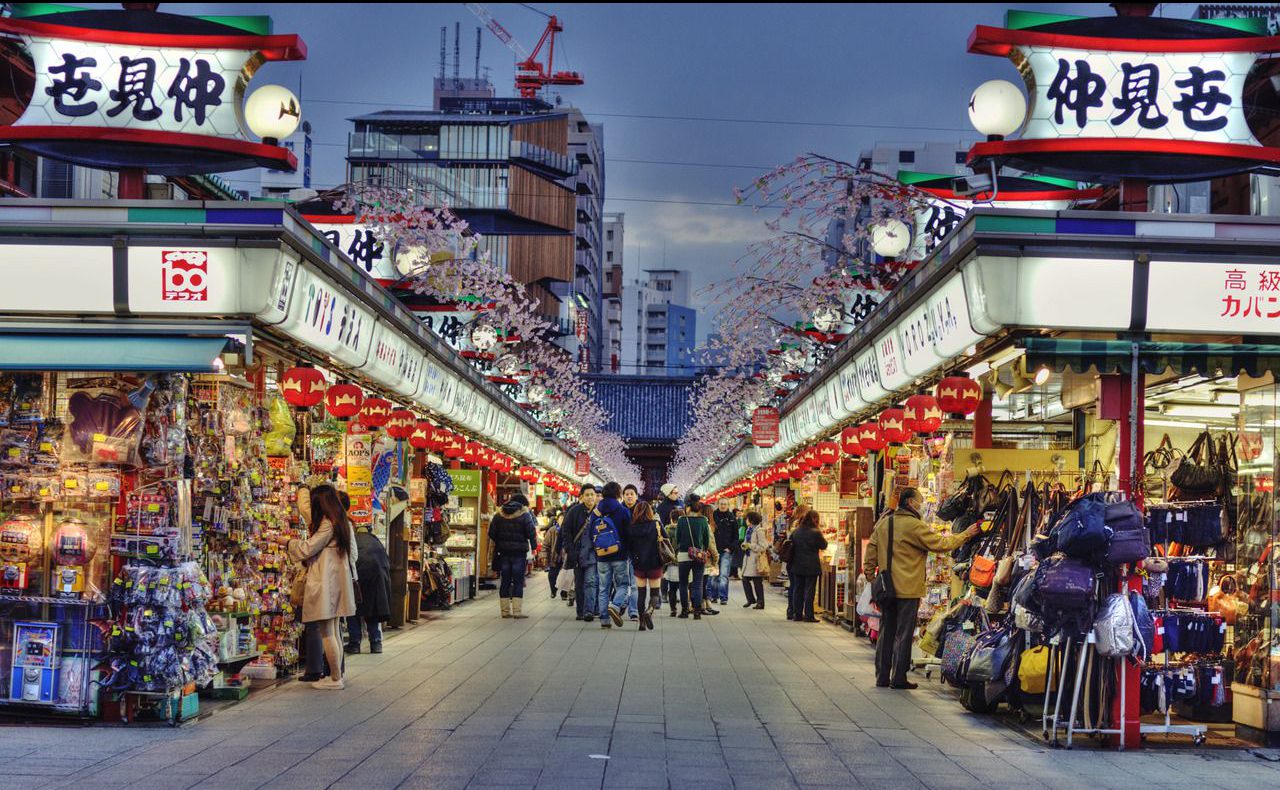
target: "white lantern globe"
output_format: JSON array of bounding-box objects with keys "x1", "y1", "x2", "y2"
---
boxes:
[
  {"x1": 470, "y1": 323, "x2": 498, "y2": 351},
  {"x1": 870, "y1": 218, "x2": 911, "y2": 259},
  {"x1": 968, "y1": 80, "x2": 1026, "y2": 139},
  {"x1": 244, "y1": 85, "x2": 301, "y2": 145},
  {"x1": 812, "y1": 305, "x2": 840, "y2": 333}
]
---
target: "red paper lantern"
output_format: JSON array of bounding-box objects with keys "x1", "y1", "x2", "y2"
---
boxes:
[
  {"x1": 936, "y1": 376, "x2": 983, "y2": 417},
  {"x1": 408, "y1": 421, "x2": 433, "y2": 450},
  {"x1": 857, "y1": 422, "x2": 886, "y2": 453},
  {"x1": 816, "y1": 441, "x2": 841, "y2": 467},
  {"x1": 280, "y1": 366, "x2": 326, "y2": 410},
  {"x1": 786, "y1": 460, "x2": 802, "y2": 479},
  {"x1": 840, "y1": 426, "x2": 864, "y2": 457},
  {"x1": 443, "y1": 433, "x2": 466, "y2": 458},
  {"x1": 879, "y1": 407, "x2": 911, "y2": 445},
  {"x1": 462, "y1": 441, "x2": 480, "y2": 465},
  {"x1": 325, "y1": 383, "x2": 364, "y2": 420},
  {"x1": 799, "y1": 447, "x2": 818, "y2": 470},
  {"x1": 386, "y1": 410, "x2": 416, "y2": 440},
  {"x1": 904, "y1": 394, "x2": 943, "y2": 434},
  {"x1": 476, "y1": 446, "x2": 492, "y2": 468},
  {"x1": 358, "y1": 397, "x2": 392, "y2": 428}
]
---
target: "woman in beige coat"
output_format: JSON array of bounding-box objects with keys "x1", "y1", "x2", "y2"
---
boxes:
[
  {"x1": 279, "y1": 484, "x2": 358, "y2": 690},
  {"x1": 740, "y1": 511, "x2": 770, "y2": 609}
]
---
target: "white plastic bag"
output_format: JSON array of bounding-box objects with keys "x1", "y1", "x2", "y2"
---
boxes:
[{"x1": 856, "y1": 582, "x2": 879, "y2": 617}]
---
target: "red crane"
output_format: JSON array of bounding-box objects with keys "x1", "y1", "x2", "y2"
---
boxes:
[{"x1": 467, "y1": 4, "x2": 584, "y2": 99}]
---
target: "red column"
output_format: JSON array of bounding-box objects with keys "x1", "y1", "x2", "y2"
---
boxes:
[
  {"x1": 1110, "y1": 371, "x2": 1144, "y2": 748},
  {"x1": 118, "y1": 168, "x2": 148, "y2": 199},
  {"x1": 973, "y1": 395, "x2": 993, "y2": 449}
]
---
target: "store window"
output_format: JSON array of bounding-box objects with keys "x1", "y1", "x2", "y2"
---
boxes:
[{"x1": 898, "y1": 150, "x2": 915, "y2": 164}]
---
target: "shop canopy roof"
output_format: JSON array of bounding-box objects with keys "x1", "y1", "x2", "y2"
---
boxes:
[
  {"x1": 1019, "y1": 338, "x2": 1280, "y2": 378},
  {"x1": 0, "y1": 334, "x2": 230, "y2": 372}
]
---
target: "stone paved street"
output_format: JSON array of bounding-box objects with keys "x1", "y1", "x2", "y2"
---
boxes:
[{"x1": 3, "y1": 579, "x2": 1280, "y2": 789}]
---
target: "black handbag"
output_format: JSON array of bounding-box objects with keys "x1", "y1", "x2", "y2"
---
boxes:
[
  {"x1": 870, "y1": 516, "x2": 896, "y2": 606},
  {"x1": 1170, "y1": 431, "x2": 1223, "y2": 496}
]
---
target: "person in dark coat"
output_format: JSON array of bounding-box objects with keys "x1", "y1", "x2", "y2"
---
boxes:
[
  {"x1": 346, "y1": 524, "x2": 392, "y2": 654},
  {"x1": 712, "y1": 500, "x2": 742, "y2": 606},
  {"x1": 627, "y1": 499, "x2": 663, "y2": 632},
  {"x1": 789, "y1": 509, "x2": 829, "y2": 623},
  {"x1": 562, "y1": 485, "x2": 599, "y2": 621},
  {"x1": 488, "y1": 493, "x2": 539, "y2": 620}
]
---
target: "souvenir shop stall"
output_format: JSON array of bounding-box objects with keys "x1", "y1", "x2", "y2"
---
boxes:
[
  {"x1": 0, "y1": 198, "x2": 585, "y2": 722},
  {"x1": 699, "y1": 207, "x2": 1280, "y2": 747}
]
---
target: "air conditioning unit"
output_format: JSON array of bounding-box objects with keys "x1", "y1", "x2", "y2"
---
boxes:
[{"x1": 146, "y1": 182, "x2": 177, "y2": 200}]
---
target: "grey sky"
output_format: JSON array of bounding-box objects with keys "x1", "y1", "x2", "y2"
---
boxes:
[{"x1": 144, "y1": 2, "x2": 1201, "y2": 336}]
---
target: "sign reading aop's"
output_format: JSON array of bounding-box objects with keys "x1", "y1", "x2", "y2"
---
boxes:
[
  {"x1": 0, "y1": 8, "x2": 305, "y2": 174},
  {"x1": 968, "y1": 12, "x2": 1280, "y2": 181}
]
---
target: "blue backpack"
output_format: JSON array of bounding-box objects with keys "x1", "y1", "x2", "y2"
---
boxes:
[
  {"x1": 1055, "y1": 497, "x2": 1111, "y2": 559},
  {"x1": 590, "y1": 509, "x2": 622, "y2": 558}
]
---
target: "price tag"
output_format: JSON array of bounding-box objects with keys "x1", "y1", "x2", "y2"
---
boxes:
[
  {"x1": 39, "y1": 442, "x2": 52, "y2": 452},
  {"x1": 147, "y1": 504, "x2": 161, "y2": 513},
  {"x1": 93, "y1": 433, "x2": 107, "y2": 443},
  {"x1": 1211, "y1": 675, "x2": 1221, "y2": 685},
  {"x1": 94, "y1": 481, "x2": 110, "y2": 491},
  {"x1": 7, "y1": 448, "x2": 20, "y2": 458},
  {"x1": 146, "y1": 544, "x2": 159, "y2": 555},
  {"x1": 64, "y1": 478, "x2": 78, "y2": 489}
]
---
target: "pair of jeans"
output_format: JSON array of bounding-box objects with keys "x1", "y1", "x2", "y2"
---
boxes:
[
  {"x1": 574, "y1": 565, "x2": 598, "y2": 617},
  {"x1": 597, "y1": 560, "x2": 631, "y2": 616},
  {"x1": 793, "y1": 574, "x2": 818, "y2": 620},
  {"x1": 742, "y1": 577, "x2": 764, "y2": 606},
  {"x1": 786, "y1": 565, "x2": 796, "y2": 618},
  {"x1": 497, "y1": 555, "x2": 528, "y2": 598},
  {"x1": 625, "y1": 558, "x2": 638, "y2": 617},
  {"x1": 346, "y1": 616, "x2": 383, "y2": 646},
  {"x1": 716, "y1": 550, "x2": 733, "y2": 603},
  {"x1": 875, "y1": 598, "x2": 920, "y2": 686},
  {"x1": 678, "y1": 560, "x2": 705, "y2": 612}
]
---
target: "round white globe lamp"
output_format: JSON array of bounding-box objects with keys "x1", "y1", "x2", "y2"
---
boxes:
[
  {"x1": 968, "y1": 80, "x2": 1026, "y2": 140},
  {"x1": 245, "y1": 85, "x2": 301, "y2": 145},
  {"x1": 870, "y1": 218, "x2": 911, "y2": 259}
]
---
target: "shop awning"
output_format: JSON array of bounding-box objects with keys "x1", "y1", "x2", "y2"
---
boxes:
[
  {"x1": 1019, "y1": 338, "x2": 1280, "y2": 377},
  {"x1": 0, "y1": 334, "x2": 229, "y2": 372}
]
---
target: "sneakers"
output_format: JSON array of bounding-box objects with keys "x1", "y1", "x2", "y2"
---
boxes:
[
  {"x1": 370, "y1": 642, "x2": 382, "y2": 654},
  {"x1": 742, "y1": 602, "x2": 755, "y2": 608},
  {"x1": 607, "y1": 605, "x2": 624, "y2": 627},
  {"x1": 601, "y1": 621, "x2": 612, "y2": 629},
  {"x1": 344, "y1": 643, "x2": 360, "y2": 654},
  {"x1": 312, "y1": 677, "x2": 345, "y2": 690},
  {"x1": 584, "y1": 614, "x2": 596, "y2": 622},
  {"x1": 720, "y1": 599, "x2": 729, "y2": 606},
  {"x1": 890, "y1": 682, "x2": 919, "y2": 690},
  {"x1": 629, "y1": 614, "x2": 639, "y2": 622}
]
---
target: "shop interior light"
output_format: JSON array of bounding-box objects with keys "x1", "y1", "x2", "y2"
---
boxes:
[
  {"x1": 244, "y1": 84, "x2": 301, "y2": 145},
  {"x1": 1158, "y1": 404, "x2": 1237, "y2": 419},
  {"x1": 1144, "y1": 417, "x2": 1211, "y2": 430},
  {"x1": 1033, "y1": 366, "x2": 1051, "y2": 386}
]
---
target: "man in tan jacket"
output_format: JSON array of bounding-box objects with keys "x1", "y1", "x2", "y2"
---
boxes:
[{"x1": 863, "y1": 487, "x2": 979, "y2": 690}]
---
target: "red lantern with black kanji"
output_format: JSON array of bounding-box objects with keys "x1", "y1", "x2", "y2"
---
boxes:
[
  {"x1": 936, "y1": 376, "x2": 982, "y2": 417},
  {"x1": 408, "y1": 420, "x2": 433, "y2": 450},
  {"x1": 325, "y1": 383, "x2": 363, "y2": 420},
  {"x1": 857, "y1": 422, "x2": 886, "y2": 453},
  {"x1": 879, "y1": 407, "x2": 910, "y2": 445},
  {"x1": 904, "y1": 394, "x2": 943, "y2": 434},
  {"x1": 358, "y1": 397, "x2": 392, "y2": 428},
  {"x1": 280, "y1": 366, "x2": 326, "y2": 410},
  {"x1": 816, "y1": 441, "x2": 841, "y2": 467},
  {"x1": 461, "y1": 441, "x2": 479, "y2": 465},
  {"x1": 386, "y1": 410, "x2": 415, "y2": 440},
  {"x1": 840, "y1": 425, "x2": 864, "y2": 457}
]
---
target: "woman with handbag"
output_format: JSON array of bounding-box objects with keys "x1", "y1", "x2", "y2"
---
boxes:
[
  {"x1": 627, "y1": 500, "x2": 665, "y2": 631},
  {"x1": 789, "y1": 510, "x2": 829, "y2": 623},
  {"x1": 274, "y1": 484, "x2": 358, "y2": 690},
  {"x1": 676, "y1": 505, "x2": 713, "y2": 619},
  {"x1": 741, "y1": 511, "x2": 769, "y2": 609},
  {"x1": 662, "y1": 509, "x2": 684, "y2": 617}
]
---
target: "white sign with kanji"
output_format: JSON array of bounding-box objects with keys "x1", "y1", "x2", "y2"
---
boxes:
[{"x1": 1148, "y1": 260, "x2": 1280, "y2": 334}]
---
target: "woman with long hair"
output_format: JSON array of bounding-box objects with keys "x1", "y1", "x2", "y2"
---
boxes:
[
  {"x1": 789, "y1": 509, "x2": 828, "y2": 623},
  {"x1": 281, "y1": 484, "x2": 358, "y2": 689},
  {"x1": 784, "y1": 504, "x2": 812, "y2": 621},
  {"x1": 627, "y1": 499, "x2": 663, "y2": 631},
  {"x1": 740, "y1": 511, "x2": 769, "y2": 609}
]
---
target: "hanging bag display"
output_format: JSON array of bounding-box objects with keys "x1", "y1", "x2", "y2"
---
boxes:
[{"x1": 1170, "y1": 430, "x2": 1222, "y2": 497}]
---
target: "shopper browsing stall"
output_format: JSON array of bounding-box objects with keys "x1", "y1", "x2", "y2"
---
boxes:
[
  {"x1": 488, "y1": 493, "x2": 539, "y2": 620},
  {"x1": 864, "y1": 487, "x2": 979, "y2": 690}
]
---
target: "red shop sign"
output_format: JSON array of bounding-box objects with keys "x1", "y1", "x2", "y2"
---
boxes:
[
  {"x1": 751, "y1": 407, "x2": 780, "y2": 448},
  {"x1": 575, "y1": 452, "x2": 591, "y2": 477}
]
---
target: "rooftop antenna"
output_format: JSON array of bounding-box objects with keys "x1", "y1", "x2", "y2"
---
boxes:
[
  {"x1": 453, "y1": 21, "x2": 461, "y2": 84},
  {"x1": 439, "y1": 26, "x2": 447, "y2": 80},
  {"x1": 475, "y1": 26, "x2": 482, "y2": 80}
]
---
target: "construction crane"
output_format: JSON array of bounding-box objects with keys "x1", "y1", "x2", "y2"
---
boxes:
[{"x1": 466, "y1": 3, "x2": 584, "y2": 99}]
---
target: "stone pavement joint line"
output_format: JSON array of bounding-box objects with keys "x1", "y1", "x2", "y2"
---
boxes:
[{"x1": 7, "y1": 579, "x2": 1280, "y2": 789}]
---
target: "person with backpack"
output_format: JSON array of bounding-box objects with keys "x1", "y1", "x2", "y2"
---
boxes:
[
  {"x1": 712, "y1": 500, "x2": 741, "y2": 607},
  {"x1": 789, "y1": 510, "x2": 829, "y2": 623},
  {"x1": 593, "y1": 482, "x2": 633, "y2": 629},
  {"x1": 561, "y1": 485, "x2": 599, "y2": 622},
  {"x1": 675, "y1": 503, "x2": 713, "y2": 619},
  {"x1": 864, "y1": 487, "x2": 981, "y2": 690},
  {"x1": 488, "y1": 493, "x2": 539, "y2": 620}
]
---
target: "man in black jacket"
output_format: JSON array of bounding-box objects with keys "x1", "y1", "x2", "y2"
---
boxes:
[
  {"x1": 712, "y1": 500, "x2": 742, "y2": 606},
  {"x1": 488, "y1": 493, "x2": 538, "y2": 619},
  {"x1": 561, "y1": 485, "x2": 599, "y2": 622}
]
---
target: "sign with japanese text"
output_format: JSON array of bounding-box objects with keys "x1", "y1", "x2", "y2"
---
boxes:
[
  {"x1": 0, "y1": 8, "x2": 305, "y2": 174},
  {"x1": 1147, "y1": 260, "x2": 1280, "y2": 333},
  {"x1": 310, "y1": 222, "x2": 393, "y2": 280},
  {"x1": 751, "y1": 407, "x2": 780, "y2": 448},
  {"x1": 575, "y1": 451, "x2": 591, "y2": 476},
  {"x1": 448, "y1": 469, "x2": 481, "y2": 499},
  {"x1": 345, "y1": 431, "x2": 373, "y2": 499},
  {"x1": 968, "y1": 12, "x2": 1280, "y2": 180},
  {"x1": 160, "y1": 250, "x2": 208, "y2": 302}
]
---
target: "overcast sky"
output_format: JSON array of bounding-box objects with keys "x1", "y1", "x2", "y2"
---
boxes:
[{"x1": 139, "y1": 2, "x2": 1203, "y2": 336}]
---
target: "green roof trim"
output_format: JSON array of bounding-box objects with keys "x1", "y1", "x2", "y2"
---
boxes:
[
  {"x1": 974, "y1": 215, "x2": 1056, "y2": 234},
  {"x1": 1194, "y1": 17, "x2": 1266, "y2": 35},
  {"x1": 897, "y1": 170, "x2": 1083, "y2": 191},
  {"x1": 10, "y1": 3, "x2": 84, "y2": 17},
  {"x1": 896, "y1": 170, "x2": 942, "y2": 186},
  {"x1": 194, "y1": 15, "x2": 274, "y2": 35},
  {"x1": 1004, "y1": 10, "x2": 1086, "y2": 30},
  {"x1": 127, "y1": 208, "x2": 205, "y2": 224}
]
